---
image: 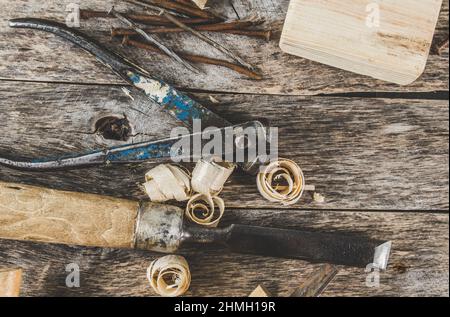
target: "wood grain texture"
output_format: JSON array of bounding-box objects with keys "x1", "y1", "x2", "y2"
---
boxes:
[
  {"x1": 0, "y1": 208, "x2": 447, "y2": 297},
  {"x1": 0, "y1": 181, "x2": 139, "y2": 248},
  {"x1": 0, "y1": 267, "x2": 22, "y2": 297},
  {"x1": 0, "y1": 0, "x2": 448, "y2": 298},
  {"x1": 0, "y1": 81, "x2": 448, "y2": 211},
  {"x1": 280, "y1": 0, "x2": 443, "y2": 85},
  {"x1": 0, "y1": 0, "x2": 447, "y2": 95}
]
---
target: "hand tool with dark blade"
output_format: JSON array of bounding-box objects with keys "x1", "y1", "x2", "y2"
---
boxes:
[{"x1": 0, "y1": 182, "x2": 392, "y2": 269}]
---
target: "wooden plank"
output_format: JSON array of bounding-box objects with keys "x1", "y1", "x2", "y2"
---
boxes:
[
  {"x1": 0, "y1": 209, "x2": 447, "y2": 297},
  {"x1": 279, "y1": 0, "x2": 443, "y2": 85},
  {"x1": 0, "y1": 0, "x2": 447, "y2": 95},
  {"x1": 0, "y1": 81, "x2": 448, "y2": 211}
]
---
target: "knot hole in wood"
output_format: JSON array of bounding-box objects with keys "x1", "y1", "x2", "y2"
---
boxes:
[{"x1": 94, "y1": 115, "x2": 132, "y2": 141}]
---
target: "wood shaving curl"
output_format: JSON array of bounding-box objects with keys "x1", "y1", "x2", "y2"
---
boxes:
[
  {"x1": 147, "y1": 255, "x2": 191, "y2": 297},
  {"x1": 191, "y1": 159, "x2": 235, "y2": 196},
  {"x1": 143, "y1": 164, "x2": 191, "y2": 202},
  {"x1": 185, "y1": 193, "x2": 225, "y2": 227},
  {"x1": 256, "y1": 158, "x2": 305, "y2": 205}
]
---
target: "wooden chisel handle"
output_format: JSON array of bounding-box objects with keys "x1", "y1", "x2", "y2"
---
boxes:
[{"x1": 0, "y1": 182, "x2": 139, "y2": 249}]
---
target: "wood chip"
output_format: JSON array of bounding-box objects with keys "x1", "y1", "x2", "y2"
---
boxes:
[
  {"x1": 0, "y1": 267, "x2": 22, "y2": 297},
  {"x1": 192, "y1": 0, "x2": 208, "y2": 9},
  {"x1": 313, "y1": 192, "x2": 325, "y2": 203},
  {"x1": 143, "y1": 164, "x2": 191, "y2": 202},
  {"x1": 185, "y1": 193, "x2": 225, "y2": 227},
  {"x1": 147, "y1": 255, "x2": 191, "y2": 297},
  {"x1": 256, "y1": 158, "x2": 306, "y2": 205},
  {"x1": 249, "y1": 285, "x2": 271, "y2": 297},
  {"x1": 209, "y1": 95, "x2": 220, "y2": 103},
  {"x1": 191, "y1": 159, "x2": 235, "y2": 196}
]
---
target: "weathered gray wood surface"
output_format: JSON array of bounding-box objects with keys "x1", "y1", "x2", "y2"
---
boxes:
[
  {"x1": 0, "y1": 0, "x2": 448, "y2": 297},
  {"x1": 0, "y1": 209, "x2": 448, "y2": 297},
  {"x1": 0, "y1": 82, "x2": 448, "y2": 211},
  {"x1": 0, "y1": 0, "x2": 448, "y2": 94}
]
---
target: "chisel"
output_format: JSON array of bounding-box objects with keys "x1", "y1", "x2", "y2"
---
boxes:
[{"x1": 0, "y1": 182, "x2": 391, "y2": 269}]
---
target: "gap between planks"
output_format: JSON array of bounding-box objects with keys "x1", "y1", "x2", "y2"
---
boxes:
[{"x1": 0, "y1": 78, "x2": 448, "y2": 101}]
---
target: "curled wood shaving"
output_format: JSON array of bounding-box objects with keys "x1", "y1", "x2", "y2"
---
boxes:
[
  {"x1": 147, "y1": 255, "x2": 191, "y2": 297},
  {"x1": 191, "y1": 159, "x2": 235, "y2": 196},
  {"x1": 143, "y1": 164, "x2": 191, "y2": 202},
  {"x1": 185, "y1": 193, "x2": 225, "y2": 227},
  {"x1": 256, "y1": 158, "x2": 305, "y2": 206}
]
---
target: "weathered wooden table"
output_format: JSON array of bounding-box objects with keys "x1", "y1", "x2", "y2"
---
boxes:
[{"x1": 0, "y1": 0, "x2": 448, "y2": 297}]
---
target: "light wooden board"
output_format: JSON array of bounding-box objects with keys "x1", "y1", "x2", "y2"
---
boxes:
[
  {"x1": 280, "y1": 0, "x2": 443, "y2": 85},
  {"x1": 0, "y1": 267, "x2": 22, "y2": 297},
  {"x1": 0, "y1": 0, "x2": 447, "y2": 95},
  {"x1": 0, "y1": 208, "x2": 447, "y2": 297},
  {"x1": 0, "y1": 82, "x2": 448, "y2": 211}
]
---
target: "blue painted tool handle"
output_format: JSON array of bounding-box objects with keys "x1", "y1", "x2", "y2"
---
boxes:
[
  {"x1": 126, "y1": 71, "x2": 229, "y2": 128},
  {"x1": 0, "y1": 122, "x2": 266, "y2": 170},
  {"x1": 9, "y1": 18, "x2": 229, "y2": 129}
]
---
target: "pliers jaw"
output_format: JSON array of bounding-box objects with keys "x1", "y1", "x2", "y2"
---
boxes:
[{"x1": 0, "y1": 121, "x2": 270, "y2": 171}]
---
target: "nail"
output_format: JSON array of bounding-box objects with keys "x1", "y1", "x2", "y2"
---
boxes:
[
  {"x1": 111, "y1": 25, "x2": 272, "y2": 41},
  {"x1": 80, "y1": 9, "x2": 215, "y2": 26},
  {"x1": 128, "y1": 0, "x2": 219, "y2": 20},
  {"x1": 121, "y1": 36, "x2": 263, "y2": 80}
]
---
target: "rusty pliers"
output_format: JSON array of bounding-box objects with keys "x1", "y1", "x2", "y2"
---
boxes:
[{"x1": 2, "y1": 18, "x2": 268, "y2": 172}]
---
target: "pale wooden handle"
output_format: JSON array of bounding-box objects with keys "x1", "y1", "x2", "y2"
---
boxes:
[{"x1": 0, "y1": 182, "x2": 139, "y2": 249}]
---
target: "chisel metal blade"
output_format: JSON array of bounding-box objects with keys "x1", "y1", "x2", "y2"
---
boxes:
[{"x1": 222, "y1": 224, "x2": 391, "y2": 269}]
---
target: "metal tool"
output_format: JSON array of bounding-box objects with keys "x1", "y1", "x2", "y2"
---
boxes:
[
  {"x1": 0, "y1": 182, "x2": 391, "y2": 269},
  {"x1": 290, "y1": 264, "x2": 338, "y2": 297},
  {"x1": 4, "y1": 18, "x2": 267, "y2": 172},
  {"x1": 0, "y1": 121, "x2": 264, "y2": 170}
]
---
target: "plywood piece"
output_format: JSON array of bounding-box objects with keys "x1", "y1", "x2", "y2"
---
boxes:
[
  {"x1": 0, "y1": 267, "x2": 22, "y2": 297},
  {"x1": 280, "y1": 0, "x2": 443, "y2": 85}
]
